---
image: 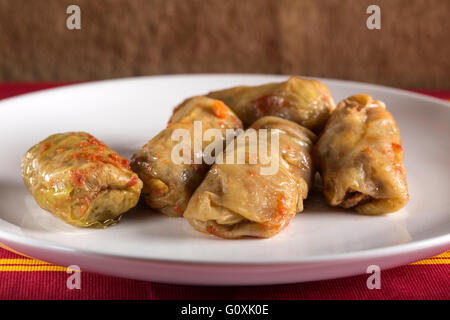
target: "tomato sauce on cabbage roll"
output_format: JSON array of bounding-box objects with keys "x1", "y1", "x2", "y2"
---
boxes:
[
  {"x1": 184, "y1": 116, "x2": 316, "y2": 238},
  {"x1": 21, "y1": 132, "x2": 143, "y2": 228},
  {"x1": 207, "y1": 77, "x2": 335, "y2": 133},
  {"x1": 131, "y1": 96, "x2": 243, "y2": 217},
  {"x1": 313, "y1": 94, "x2": 409, "y2": 214}
]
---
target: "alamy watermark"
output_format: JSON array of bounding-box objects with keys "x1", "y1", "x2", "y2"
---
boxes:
[
  {"x1": 65, "y1": 5, "x2": 380, "y2": 32},
  {"x1": 366, "y1": 5, "x2": 381, "y2": 30},
  {"x1": 171, "y1": 121, "x2": 280, "y2": 176},
  {"x1": 66, "y1": 265, "x2": 81, "y2": 290},
  {"x1": 366, "y1": 265, "x2": 381, "y2": 289},
  {"x1": 66, "y1": 5, "x2": 81, "y2": 30}
]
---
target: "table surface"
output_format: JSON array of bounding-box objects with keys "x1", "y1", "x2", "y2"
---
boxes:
[{"x1": 0, "y1": 83, "x2": 448, "y2": 300}]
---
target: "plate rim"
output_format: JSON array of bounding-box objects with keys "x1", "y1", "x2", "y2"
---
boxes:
[{"x1": 0, "y1": 221, "x2": 449, "y2": 265}]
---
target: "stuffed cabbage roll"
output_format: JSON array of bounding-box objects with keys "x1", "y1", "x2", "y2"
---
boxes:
[
  {"x1": 207, "y1": 76, "x2": 335, "y2": 133},
  {"x1": 184, "y1": 116, "x2": 317, "y2": 239},
  {"x1": 131, "y1": 96, "x2": 243, "y2": 217},
  {"x1": 21, "y1": 132, "x2": 143, "y2": 228},
  {"x1": 313, "y1": 94, "x2": 409, "y2": 215}
]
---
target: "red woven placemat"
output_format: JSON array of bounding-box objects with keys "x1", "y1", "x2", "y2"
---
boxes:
[{"x1": 0, "y1": 83, "x2": 448, "y2": 300}]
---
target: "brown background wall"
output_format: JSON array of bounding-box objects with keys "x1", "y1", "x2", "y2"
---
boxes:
[{"x1": 0, "y1": 0, "x2": 448, "y2": 89}]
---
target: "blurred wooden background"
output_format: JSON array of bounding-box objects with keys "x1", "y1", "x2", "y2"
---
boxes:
[{"x1": 0, "y1": 0, "x2": 448, "y2": 88}]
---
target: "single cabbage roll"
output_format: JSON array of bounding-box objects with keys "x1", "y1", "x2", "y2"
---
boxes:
[
  {"x1": 184, "y1": 116, "x2": 317, "y2": 239},
  {"x1": 21, "y1": 132, "x2": 143, "y2": 228},
  {"x1": 131, "y1": 96, "x2": 243, "y2": 217},
  {"x1": 207, "y1": 76, "x2": 335, "y2": 133},
  {"x1": 313, "y1": 94, "x2": 409, "y2": 215}
]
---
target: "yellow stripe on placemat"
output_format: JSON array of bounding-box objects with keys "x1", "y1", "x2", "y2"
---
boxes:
[
  {"x1": 0, "y1": 243, "x2": 81, "y2": 272},
  {"x1": 0, "y1": 243, "x2": 34, "y2": 259},
  {"x1": 409, "y1": 251, "x2": 450, "y2": 265},
  {"x1": 0, "y1": 265, "x2": 68, "y2": 272},
  {"x1": 0, "y1": 259, "x2": 50, "y2": 265},
  {"x1": 0, "y1": 242, "x2": 52, "y2": 266},
  {"x1": 411, "y1": 258, "x2": 450, "y2": 265},
  {"x1": 433, "y1": 251, "x2": 450, "y2": 258}
]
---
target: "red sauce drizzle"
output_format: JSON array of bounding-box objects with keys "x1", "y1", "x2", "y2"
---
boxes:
[
  {"x1": 70, "y1": 169, "x2": 87, "y2": 187},
  {"x1": 127, "y1": 176, "x2": 139, "y2": 188},
  {"x1": 212, "y1": 100, "x2": 228, "y2": 119}
]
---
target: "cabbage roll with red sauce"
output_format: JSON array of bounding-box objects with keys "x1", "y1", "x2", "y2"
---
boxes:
[
  {"x1": 313, "y1": 94, "x2": 409, "y2": 215},
  {"x1": 184, "y1": 116, "x2": 317, "y2": 238},
  {"x1": 131, "y1": 96, "x2": 243, "y2": 217},
  {"x1": 21, "y1": 132, "x2": 143, "y2": 228},
  {"x1": 207, "y1": 76, "x2": 335, "y2": 133}
]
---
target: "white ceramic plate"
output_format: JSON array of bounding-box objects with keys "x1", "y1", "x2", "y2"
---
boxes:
[{"x1": 0, "y1": 75, "x2": 448, "y2": 285}]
